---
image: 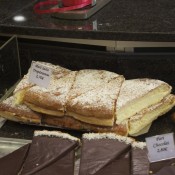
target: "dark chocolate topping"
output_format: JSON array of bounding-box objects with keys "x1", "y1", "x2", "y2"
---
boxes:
[
  {"x1": 131, "y1": 147, "x2": 150, "y2": 175},
  {"x1": 96, "y1": 151, "x2": 130, "y2": 175},
  {"x1": 33, "y1": 149, "x2": 75, "y2": 175},
  {"x1": 150, "y1": 158, "x2": 175, "y2": 174},
  {"x1": 79, "y1": 138, "x2": 131, "y2": 175},
  {"x1": 155, "y1": 166, "x2": 175, "y2": 175},
  {"x1": 21, "y1": 136, "x2": 78, "y2": 175},
  {"x1": 0, "y1": 143, "x2": 30, "y2": 175}
]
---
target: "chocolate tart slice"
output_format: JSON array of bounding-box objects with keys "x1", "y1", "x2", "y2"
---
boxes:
[
  {"x1": 131, "y1": 141, "x2": 175, "y2": 175},
  {"x1": 131, "y1": 142, "x2": 150, "y2": 175},
  {"x1": 150, "y1": 158, "x2": 175, "y2": 174},
  {"x1": 0, "y1": 143, "x2": 30, "y2": 175},
  {"x1": 20, "y1": 130, "x2": 80, "y2": 175},
  {"x1": 155, "y1": 166, "x2": 175, "y2": 175},
  {"x1": 79, "y1": 133, "x2": 133, "y2": 175}
]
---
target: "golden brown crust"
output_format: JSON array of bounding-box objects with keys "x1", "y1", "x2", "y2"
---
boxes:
[
  {"x1": 42, "y1": 115, "x2": 128, "y2": 136},
  {"x1": 24, "y1": 91, "x2": 64, "y2": 112},
  {"x1": 24, "y1": 71, "x2": 77, "y2": 115},
  {"x1": 24, "y1": 102, "x2": 64, "y2": 117},
  {"x1": 66, "y1": 70, "x2": 124, "y2": 126},
  {"x1": 0, "y1": 97, "x2": 41, "y2": 124}
]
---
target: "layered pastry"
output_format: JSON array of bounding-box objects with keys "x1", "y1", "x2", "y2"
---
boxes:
[
  {"x1": 20, "y1": 130, "x2": 80, "y2": 175},
  {"x1": 14, "y1": 61, "x2": 70, "y2": 105},
  {"x1": 116, "y1": 79, "x2": 172, "y2": 124},
  {"x1": 131, "y1": 141, "x2": 175, "y2": 175},
  {"x1": 23, "y1": 70, "x2": 77, "y2": 117},
  {"x1": 66, "y1": 69, "x2": 124, "y2": 126},
  {"x1": 79, "y1": 133, "x2": 133, "y2": 175},
  {"x1": 42, "y1": 115, "x2": 128, "y2": 136},
  {"x1": 1, "y1": 61, "x2": 175, "y2": 137},
  {"x1": 129, "y1": 94, "x2": 175, "y2": 136},
  {"x1": 14, "y1": 61, "x2": 72, "y2": 116},
  {"x1": 0, "y1": 96, "x2": 41, "y2": 124},
  {"x1": 0, "y1": 143, "x2": 30, "y2": 175},
  {"x1": 131, "y1": 123, "x2": 152, "y2": 137},
  {"x1": 13, "y1": 72, "x2": 33, "y2": 105}
]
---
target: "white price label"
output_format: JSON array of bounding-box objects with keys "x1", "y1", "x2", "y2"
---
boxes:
[
  {"x1": 29, "y1": 62, "x2": 52, "y2": 88},
  {"x1": 146, "y1": 133, "x2": 175, "y2": 162}
]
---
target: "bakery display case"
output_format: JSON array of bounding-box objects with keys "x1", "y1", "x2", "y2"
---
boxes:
[
  {"x1": 0, "y1": 35, "x2": 175, "y2": 175},
  {"x1": 0, "y1": 35, "x2": 175, "y2": 140},
  {"x1": 0, "y1": 36, "x2": 21, "y2": 100}
]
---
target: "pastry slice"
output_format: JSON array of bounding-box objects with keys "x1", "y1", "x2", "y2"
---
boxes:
[
  {"x1": 13, "y1": 61, "x2": 71, "y2": 105},
  {"x1": 24, "y1": 71, "x2": 77, "y2": 117},
  {"x1": 67, "y1": 69, "x2": 123, "y2": 100},
  {"x1": 131, "y1": 142, "x2": 150, "y2": 175},
  {"x1": 129, "y1": 94, "x2": 175, "y2": 136},
  {"x1": 0, "y1": 96, "x2": 41, "y2": 124},
  {"x1": 116, "y1": 79, "x2": 172, "y2": 124},
  {"x1": 79, "y1": 133, "x2": 133, "y2": 175},
  {"x1": 13, "y1": 72, "x2": 33, "y2": 105},
  {"x1": 21, "y1": 130, "x2": 80, "y2": 175},
  {"x1": 42, "y1": 115, "x2": 129, "y2": 136},
  {"x1": 0, "y1": 143, "x2": 30, "y2": 175},
  {"x1": 131, "y1": 141, "x2": 175, "y2": 175},
  {"x1": 130, "y1": 123, "x2": 152, "y2": 137},
  {"x1": 67, "y1": 72, "x2": 124, "y2": 126}
]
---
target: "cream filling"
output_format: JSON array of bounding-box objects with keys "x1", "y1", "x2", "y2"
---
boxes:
[
  {"x1": 116, "y1": 84, "x2": 171, "y2": 124},
  {"x1": 0, "y1": 111, "x2": 40, "y2": 123},
  {"x1": 129, "y1": 123, "x2": 152, "y2": 136},
  {"x1": 14, "y1": 90, "x2": 26, "y2": 105},
  {"x1": 67, "y1": 111, "x2": 114, "y2": 127},
  {"x1": 129, "y1": 97, "x2": 175, "y2": 135},
  {"x1": 25, "y1": 102, "x2": 64, "y2": 117}
]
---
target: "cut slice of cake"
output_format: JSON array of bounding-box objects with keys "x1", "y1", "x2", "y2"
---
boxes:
[
  {"x1": 131, "y1": 142, "x2": 150, "y2": 175},
  {"x1": 129, "y1": 94, "x2": 175, "y2": 136},
  {"x1": 13, "y1": 61, "x2": 71, "y2": 106},
  {"x1": 67, "y1": 70, "x2": 124, "y2": 126},
  {"x1": 0, "y1": 143, "x2": 30, "y2": 175},
  {"x1": 13, "y1": 72, "x2": 33, "y2": 105},
  {"x1": 0, "y1": 96, "x2": 41, "y2": 124},
  {"x1": 116, "y1": 79, "x2": 172, "y2": 124},
  {"x1": 131, "y1": 141, "x2": 175, "y2": 175},
  {"x1": 67, "y1": 69, "x2": 123, "y2": 100},
  {"x1": 79, "y1": 133, "x2": 133, "y2": 175},
  {"x1": 20, "y1": 130, "x2": 80, "y2": 175},
  {"x1": 42, "y1": 115, "x2": 129, "y2": 136},
  {"x1": 130, "y1": 123, "x2": 152, "y2": 137},
  {"x1": 24, "y1": 71, "x2": 77, "y2": 117}
]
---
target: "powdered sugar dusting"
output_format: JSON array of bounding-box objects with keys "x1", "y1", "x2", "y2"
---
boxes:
[
  {"x1": 1, "y1": 96, "x2": 33, "y2": 112},
  {"x1": 13, "y1": 73, "x2": 33, "y2": 94},
  {"x1": 117, "y1": 79, "x2": 170, "y2": 110},
  {"x1": 14, "y1": 61, "x2": 70, "y2": 94},
  {"x1": 69, "y1": 69, "x2": 121, "y2": 98},
  {"x1": 26, "y1": 71, "x2": 77, "y2": 105},
  {"x1": 83, "y1": 133, "x2": 133, "y2": 144},
  {"x1": 69, "y1": 78, "x2": 123, "y2": 114},
  {"x1": 34, "y1": 130, "x2": 80, "y2": 142}
]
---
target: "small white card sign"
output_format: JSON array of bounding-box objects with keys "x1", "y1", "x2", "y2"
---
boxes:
[
  {"x1": 29, "y1": 62, "x2": 52, "y2": 88},
  {"x1": 146, "y1": 133, "x2": 175, "y2": 162}
]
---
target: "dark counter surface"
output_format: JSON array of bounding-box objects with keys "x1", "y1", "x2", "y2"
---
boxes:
[{"x1": 0, "y1": 0, "x2": 175, "y2": 41}]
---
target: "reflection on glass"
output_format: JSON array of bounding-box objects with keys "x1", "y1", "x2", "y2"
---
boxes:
[{"x1": 13, "y1": 15, "x2": 26, "y2": 22}]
